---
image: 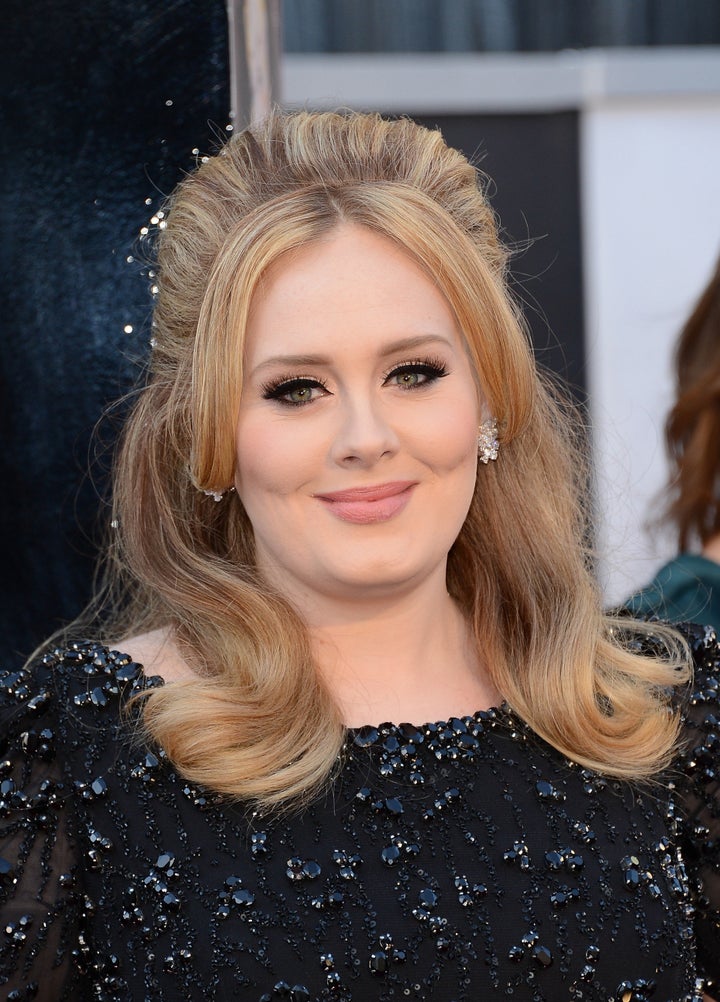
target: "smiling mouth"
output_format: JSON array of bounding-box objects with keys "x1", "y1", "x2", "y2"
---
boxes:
[{"x1": 313, "y1": 481, "x2": 416, "y2": 524}]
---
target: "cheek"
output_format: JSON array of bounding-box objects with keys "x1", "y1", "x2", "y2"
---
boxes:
[
  {"x1": 234, "y1": 417, "x2": 319, "y2": 500},
  {"x1": 413, "y1": 400, "x2": 479, "y2": 470}
]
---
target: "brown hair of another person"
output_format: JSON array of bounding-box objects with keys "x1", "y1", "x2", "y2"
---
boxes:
[{"x1": 665, "y1": 256, "x2": 720, "y2": 550}]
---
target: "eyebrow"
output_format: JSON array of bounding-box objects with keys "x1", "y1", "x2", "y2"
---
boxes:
[{"x1": 249, "y1": 334, "x2": 455, "y2": 377}]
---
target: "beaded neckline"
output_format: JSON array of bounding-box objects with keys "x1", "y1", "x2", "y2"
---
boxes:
[
  {"x1": 345, "y1": 705, "x2": 526, "y2": 773},
  {"x1": 349, "y1": 706, "x2": 510, "y2": 743}
]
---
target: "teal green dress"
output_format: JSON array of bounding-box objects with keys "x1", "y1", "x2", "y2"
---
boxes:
[{"x1": 624, "y1": 552, "x2": 720, "y2": 628}]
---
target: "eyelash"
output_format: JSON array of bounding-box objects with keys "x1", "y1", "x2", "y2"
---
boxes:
[
  {"x1": 261, "y1": 376, "x2": 330, "y2": 407},
  {"x1": 261, "y1": 357, "x2": 449, "y2": 407},
  {"x1": 382, "y1": 357, "x2": 449, "y2": 389}
]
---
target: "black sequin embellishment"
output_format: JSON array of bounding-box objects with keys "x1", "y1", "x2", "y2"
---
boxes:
[{"x1": 0, "y1": 628, "x2": 718, "y2": 999}]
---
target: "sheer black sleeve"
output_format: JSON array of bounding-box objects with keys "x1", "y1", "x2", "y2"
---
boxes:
[
  {"x1": 674, "y1": 622, "x2": 720, "y2": 992},
  {"x1": 0, "y1": 658, "x2": 87, "y2": 1001}
]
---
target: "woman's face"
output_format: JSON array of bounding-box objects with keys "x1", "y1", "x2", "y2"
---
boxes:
[{"x1": 234, "y1": 224, "x2": 482, "y2": 612}]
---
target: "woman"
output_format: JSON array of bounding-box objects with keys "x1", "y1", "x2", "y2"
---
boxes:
[
  {"x1": 625, "y1": 254, "x2": 720, "y2": 627},
  {"x1": 1, "y1": 111, "x2": 718, "y2": 1001}
]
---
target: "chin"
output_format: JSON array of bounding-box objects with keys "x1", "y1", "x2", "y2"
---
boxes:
[{"x1": 322, "y1": 562, "x2": 441, "y2": 597}]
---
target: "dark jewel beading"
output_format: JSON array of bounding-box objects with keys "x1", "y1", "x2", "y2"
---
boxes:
[{"x1": 0, "y1": 626, "x2": 718, "y2": 1000}]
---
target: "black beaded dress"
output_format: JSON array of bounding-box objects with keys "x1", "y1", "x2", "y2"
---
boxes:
[{"x1": 1, "y1": 623, "x2": 719, "y2": 1002}]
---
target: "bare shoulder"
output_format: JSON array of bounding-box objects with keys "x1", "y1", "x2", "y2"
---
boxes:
[{"x1": 117, "y1": 627, "x2": 197, "y2": 683}]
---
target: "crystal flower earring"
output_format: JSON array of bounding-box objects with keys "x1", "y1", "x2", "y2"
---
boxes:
[{"x1": 477, "y1": 418, "x2": 499, "y2": 464}]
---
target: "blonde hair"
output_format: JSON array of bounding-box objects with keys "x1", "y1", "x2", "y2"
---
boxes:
[{"x1": 103, "y1": 110, "x2": 688, "y2": 809}]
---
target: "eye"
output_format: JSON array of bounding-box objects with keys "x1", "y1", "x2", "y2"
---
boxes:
[
  {"x1": 384, "y1": 358, "x2": 449, "y2": 390},
  {"x1": 261, "y1": 376, "x2": 330, "y2": 407}
]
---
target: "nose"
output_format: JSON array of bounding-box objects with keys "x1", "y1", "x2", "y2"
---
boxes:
[{"x1": 329, "y1": 395, "x2": 400, "y2": 468}]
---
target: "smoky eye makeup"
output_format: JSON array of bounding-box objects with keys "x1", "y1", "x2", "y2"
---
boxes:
[
  {"x1": 259, "y1": 354, "x2": 450, "y2": 407},
  {"x1": 261, "y1": 375, "x2": 330, "y2": 407},
  {"x1": 382, "y1": 357, "x2": 450, "y2": 388}
]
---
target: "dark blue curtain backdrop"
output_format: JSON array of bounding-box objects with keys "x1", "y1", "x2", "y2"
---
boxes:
[
  {"x1": 0, "y1": 4, "x2": 586, "y2": 666},
  {"x1": 284, "y1": 0, "x2": 720, "y2": 52},
  {"x1": 0, "y1": 0, "x2": 229, "y2": 663}
]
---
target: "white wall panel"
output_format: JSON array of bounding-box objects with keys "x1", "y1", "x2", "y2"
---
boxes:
[{"x1": 582, "y1": 99, "x2": 720, "y2": 604}]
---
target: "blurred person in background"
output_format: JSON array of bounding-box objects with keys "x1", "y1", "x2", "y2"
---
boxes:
[{"x1": 625, "y1": 255, "x2": 720, "y2": 627}]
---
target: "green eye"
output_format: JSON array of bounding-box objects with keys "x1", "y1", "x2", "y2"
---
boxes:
[
  {"x1": 396, "y1": 371, "x2": 421, "y2": 387},
  {"x1": 385, "y1": 361, "x2": 449, "y2": 389},
  {"x1": 262, "y1": 377, "x2": 329, "y2": 407},
  {"x1": 287, "y1": 385, "x2": 315, "y2": 403}
]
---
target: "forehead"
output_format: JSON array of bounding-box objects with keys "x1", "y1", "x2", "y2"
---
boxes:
[{"x1": 243, "y1": 224, "x2": 465, "y2": 362}]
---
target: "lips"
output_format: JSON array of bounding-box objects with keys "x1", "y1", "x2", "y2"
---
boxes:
[{"x1": 314, "y1": 481, "x2": 416, "y2": 524}]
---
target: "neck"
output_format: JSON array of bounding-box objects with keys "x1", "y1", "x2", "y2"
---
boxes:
[
  {"x1": 301, "y1": 575, "x2": 499, "y2": 727},
  {"x1": 702, "y1": 532, "x2": 720, "y2": 564}
]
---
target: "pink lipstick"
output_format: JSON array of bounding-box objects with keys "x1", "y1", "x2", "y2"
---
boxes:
[{"x1": 314, "y1": 481, "x2": 416, "y2": 524}]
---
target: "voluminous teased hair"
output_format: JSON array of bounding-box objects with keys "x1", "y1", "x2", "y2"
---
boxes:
[
  {"x1": 664, "y1": 254, "x2": 720, "y2": 550},
  {"x1": 97, "y1": 111, "x2": 687, "y2": 810}
]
